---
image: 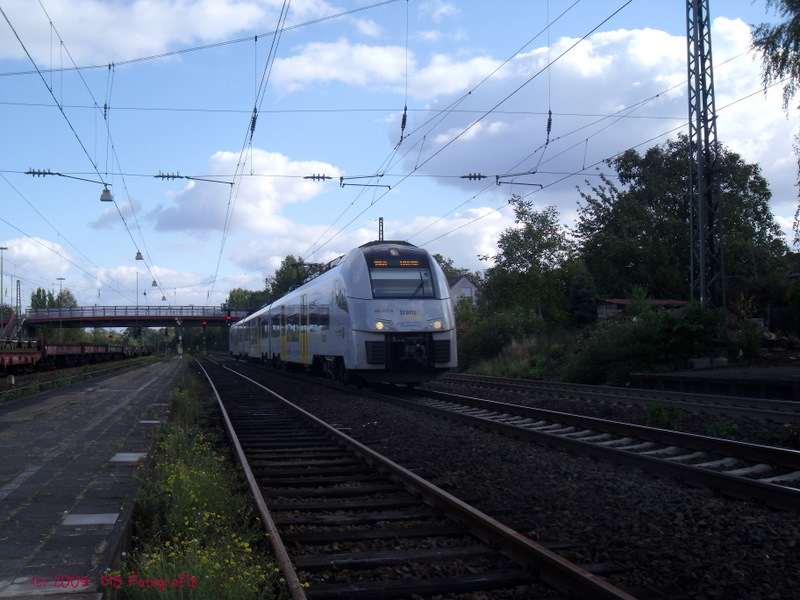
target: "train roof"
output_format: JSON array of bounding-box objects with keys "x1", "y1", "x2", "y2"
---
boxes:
[
  {"x1": 358, "y1": 240, "x2": 416, "y2": 248},
  {"x1": 304, "y1": 240, "x2": 421, "y2": 285}
]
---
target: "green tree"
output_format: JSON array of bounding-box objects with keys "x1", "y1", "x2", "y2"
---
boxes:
[
  {"x1": 575, "y1": 135, "x2": 787, "y2": 307},
  {"x1": 751, "y1": 0, "x2": 800, "y2": 110},
  {"x1": 480, "y1": 196, "x2": 574, "y2": 320},
  {"x1": 30, "y1": 287, "x2": 56, "y2": 308},
  {"x1": 432, "y1": 253, "x2": 472, "y2": 279},
  {"x1": 751, "y1": 1, "x2": 800, "y2": 246},
  {"x1": 567, "y1": 265, "x2": 597, "y2": 325},
  {"x1": 270, "y1": 255, "x2": 322, "y2": 300},
  {"x1": 55, "y1": 289, "x2": 78, "y2": 309},
  {"x1": 222, "y1": 287, "x2": 266, "y2": 314}
]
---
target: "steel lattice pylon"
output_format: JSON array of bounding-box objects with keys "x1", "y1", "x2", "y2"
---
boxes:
[{"x1": 686, "y1": 0, "x2": 726, "y2": 308}]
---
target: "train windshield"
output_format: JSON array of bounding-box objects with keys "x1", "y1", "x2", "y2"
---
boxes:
[{"x1": 369, "y1": 268, "x2": 435, "y2": 298}]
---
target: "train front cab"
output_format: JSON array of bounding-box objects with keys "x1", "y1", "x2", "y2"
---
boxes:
[{"x1": 350, "y1": 242, "x2": 457, "y2": 383}]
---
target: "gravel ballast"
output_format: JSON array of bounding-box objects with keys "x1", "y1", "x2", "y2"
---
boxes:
[{"x1": 252, "y1": 371, "x2": 800, "y2": 599}]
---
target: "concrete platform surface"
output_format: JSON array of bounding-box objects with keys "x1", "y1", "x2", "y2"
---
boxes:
[{"x1": 0, "y1": 359, "x2": 184, "y2": 599}]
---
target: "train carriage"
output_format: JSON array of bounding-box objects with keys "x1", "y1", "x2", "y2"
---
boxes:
[
  {"x1": 230, "y1": 240, "x2": 457, "y2": 384},
  {"x1": 0, "y1": 338, "x2": 152, "y2": 376}
]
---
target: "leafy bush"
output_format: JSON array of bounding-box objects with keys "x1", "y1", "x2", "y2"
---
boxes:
[
  {"x1": 646, "y1": 402, "x2": 685, "y2": 429},
  {"x1": 731, "y1": 318, "x2": 763, "y2": 361},
  {"x1": 705, "y1": 418, "x2": 741, "y2": 440},
  {"x1": 457, "y1": 307, "x2": 545, "y2": 368},
  {"x1": 558, "y1": 303, "x2": 724, "y2": 385},
  {"x1": 470, "y1": 338, "x2": 550, "y2": 379}
]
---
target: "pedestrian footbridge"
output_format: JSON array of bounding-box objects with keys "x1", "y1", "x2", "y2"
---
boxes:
[{"x1": 21, "y1": 306, "x2": 248, "y2": 329}]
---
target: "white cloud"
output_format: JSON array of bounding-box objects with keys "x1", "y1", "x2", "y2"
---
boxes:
[
  {"x1": 271, "y1": 39, "x2": 505, "y2": 100},
  {"x1": 230, "y1": 223, "x2": 376, "y2": 276},
  {"x1": 90, "y1": 196, "x2": 144, "y2": 230},
  {"x1": 410, "y1": 54, "x2": 504, "y2": 99},
  {"x1": 397, "y1": 207, "x2": 513, "y2": 272},
  {"x1": 353, "y1": 18, "x2": 382, "y2": 38},
  {"x1": 0, "y1": 0, "x2": 275, "y2": 64},
  {"x1": 3, "y1": 236, "x2": 72, "y2": 281},
  {"x1": 150, "y1": 148, "x2": 342, "y2": 235},
  {"x1": 418, "y1": 1, "x2": 460, "y2": 24},
  {"x1": 85, "y1": 263, "x2": 216, "y2": 306},
  {"x1": 271, "y1": 39, "x2": 407, "y2": 93}
]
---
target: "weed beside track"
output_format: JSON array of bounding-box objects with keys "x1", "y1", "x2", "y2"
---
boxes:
[{"x1": 107, "y1": 362, "x2": 290, "y2": 599}]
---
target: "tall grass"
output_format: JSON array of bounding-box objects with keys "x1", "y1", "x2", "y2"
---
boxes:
[
  {"x1": 107, "y1": 383, "x2": 292, "y2": 599},
  {"x1": 470, "y1": 336, "x2": 553, "y2": 379}
]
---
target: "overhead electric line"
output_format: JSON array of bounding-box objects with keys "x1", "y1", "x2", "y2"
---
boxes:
[
  {"x1": 2, "y1": 2, "x2": 168, "y2": 304},
  {"x1": 207, "y1": 0, "x2": 292, "y2": 301},
  {"x1": 302, "y1": 0, "x2": 639, "y2": 262},
  {"x1": 0, "y1": 0, "x2": 404, "y2": 79},
  {"x1": 300, "y1": 0, "x2": 588, "y2": 261}
]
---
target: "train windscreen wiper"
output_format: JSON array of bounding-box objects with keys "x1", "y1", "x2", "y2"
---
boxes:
[{"x1": 411, "y1": 272, "x2": 426, "y2": 298}]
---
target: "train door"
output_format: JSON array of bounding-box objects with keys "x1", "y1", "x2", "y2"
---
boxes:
[
  {"x1": 248, "y1": 318, "x2": 257, "y2": 358},
  {"x1": 256, "y1": 316, "x2": 262, "y2": 359},
  {"x1": 280, "y1": 306, "x2": 287, "y2": 361},
  {"x1": 266, "y1": 309, "x2": 273, "y2": 362},
  {"x1": 300, "y1": 294, "x2": 309, "y2": 364}
]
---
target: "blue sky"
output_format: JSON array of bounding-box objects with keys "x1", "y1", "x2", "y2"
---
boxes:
[{"x1": 0, "y1": 0, "x2": 793, "y2": 309}]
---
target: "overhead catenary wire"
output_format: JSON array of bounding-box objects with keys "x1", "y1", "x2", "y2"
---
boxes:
[
  {"x1": 410, "y1": 16, "x2": 763, "y2": 251},
  {"x1": 417, "y1": 73, "x2": 790, "y2": 250},
  {"x1": 398, "y1": 0, "x2": 409, "y2": 146},
  {"x1": 207, "y1": 0, "x2": 291, "y2": 301},
  {"x1": 1, "y1": 3, "x2": 164, "y2": 304},
  {"x1": 1, "y1": 1, "x2": 778, "y2": 305},
  {"x1": 3, "y1": 0, "x2": 405, "y2": 306},
  {"x1": 0, "y1": 0, "x2": 406, "y2": 80},
  {"x1": 0, "y1": 203, "x2": 136, "y2": 304},
  {"x1": 300, "y1": 0, "x2": 588, "y2": 262},
  {"x1": 303, "y1": 0, "x2": 638, "y2": 262},
  {"x1": 1, "y1": 173, "x2": 130, "y2": 297},
  {"x1": 8, "y1": 45, "x2": 759, "y2": 219}
]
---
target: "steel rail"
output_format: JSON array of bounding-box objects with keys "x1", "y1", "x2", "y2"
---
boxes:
[
  {"x1": 207, "y1": 359, "x2": 637, "y2": 600},
  {"x1": 193, "y1": 358, "x2": 309, "y2": 600},
  {"x1": 381, "y1": 387, "x2": 800, "y2": 512},
  {"x1": 439, "y1": 373, "x2": 800, "y2": 422}
]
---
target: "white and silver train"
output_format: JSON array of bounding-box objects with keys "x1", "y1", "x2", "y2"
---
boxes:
[{"x1": 229, "y1": 240, "x2": 457, "y2": 384}]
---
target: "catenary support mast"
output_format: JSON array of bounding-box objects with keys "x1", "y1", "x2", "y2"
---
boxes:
[{"x1": 686, "y1": 0, "x2": 725, "y2": 308}]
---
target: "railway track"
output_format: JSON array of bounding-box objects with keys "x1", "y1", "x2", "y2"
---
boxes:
[
  {"x1": 375, "y1": 385, "x2": 800, "y2": 512},
  {"x1": 433, "y1": 372, "x2": 800, "y2": 423},
  {"x1": 195, "y1": 357, "x2": 636, "y2": 600}
]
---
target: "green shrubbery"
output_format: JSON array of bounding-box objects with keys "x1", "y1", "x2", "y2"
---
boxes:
[
  {"x1": 705, "y1": 418, "x2": 742, "y2": 440},
  {"x1": 646, "y1": 402, "x2": 685, "y2": 429},
  {"x1": 557, "y1": 303, "x2": 724, "y2": 385},
  {"x1": 457, "y1": 307, "x2": 544, "y2": 367},
  {"x1": 455, "y1": 302, "x2": 727, "y2": 385}
]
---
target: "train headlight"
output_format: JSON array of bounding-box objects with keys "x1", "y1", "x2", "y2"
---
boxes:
[
  {"x1": 375, "y1": 320, "x2": 392, "y2": 330},
  {"x1": 375, "y1": 321, "x2": 384, "y2": 330},
  {"x1": 428, "y1": 319, "x2": 443, "y2": 330}
]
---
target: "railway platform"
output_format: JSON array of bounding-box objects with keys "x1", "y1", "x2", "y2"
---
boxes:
[{"x1": 0, "y1": 359, "x2": 184, "y2": 599}]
